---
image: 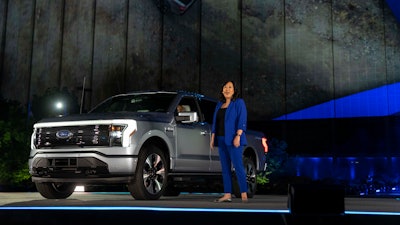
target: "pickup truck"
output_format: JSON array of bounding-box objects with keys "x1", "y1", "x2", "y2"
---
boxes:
[{"x1": 29, "y1": 91, "x2": 268, "y2": 200}]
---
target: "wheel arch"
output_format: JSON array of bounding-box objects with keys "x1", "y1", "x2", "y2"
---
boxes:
[
  {"x1": 243, "y1": 146, "x2": 258, "y2": 170},
  {"x1": 140, "y1": 135, "x2": 171, "y2": 170}
]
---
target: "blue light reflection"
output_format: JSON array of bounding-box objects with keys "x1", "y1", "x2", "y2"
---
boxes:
[
  {"x1": 1, "y1": 206, "x2": 400, "y2": 216},
  {"x1": 274, "y1": 82, "x2": 400, "y2": 120}
]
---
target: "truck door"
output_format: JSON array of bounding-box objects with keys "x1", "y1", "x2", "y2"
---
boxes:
[
  {"x1": 197, "y1": 97, "x2": 221, "y2": 171},
  {"x1": 175, "y1": 97, "x2": 212, "y2": 171}
]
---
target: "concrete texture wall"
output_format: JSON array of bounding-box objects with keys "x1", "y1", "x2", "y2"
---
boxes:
[{"x1": 0, "y1": 0, "x2": 399, "y2": 121}]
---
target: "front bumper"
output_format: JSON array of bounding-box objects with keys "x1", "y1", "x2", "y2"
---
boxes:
[{"x1": 29, "y1": 150, "x2": 138, "y2": 183}]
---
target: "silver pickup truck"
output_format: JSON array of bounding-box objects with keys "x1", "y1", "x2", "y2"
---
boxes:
[{"x1": 29, "y1": 91, "x2": 268, "y2": 200}]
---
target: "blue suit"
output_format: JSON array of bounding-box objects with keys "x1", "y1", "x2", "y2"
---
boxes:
[
  {"x1": 211, "y1": 98, "x2": 248, "y2": 146},
  {"x1": 211, "y1": 98, "x2": 248, "y2": 194}
]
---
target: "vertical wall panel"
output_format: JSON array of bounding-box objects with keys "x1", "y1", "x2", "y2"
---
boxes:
[
  {"x1": 285, "y1": 0, "x2": 334, "y2": 114},
  {"x1": 30, "y1": 0, "x2": 63, "y2": 97},
  {"x1": 385, "y1": 3, "x2": 400, "y2": 84},
  {"x1": 200, "y1": 0, "x2": 241, "y2": 98},
  {"x1": 162, "y1": 1, "x2": 201, "y2": 92},
  {"x1": 284, "y1": 0, "x2": 335, "y2": 154},
  {"x1": 126, "y1": 0, "x2": 162, "y2": 92},
  {"x1": 1, "y1": 0, "x2": 34, "y2": 106},
  {"x1": 384, "y1": 1, "x2": 400, "y2": 113},
  {"x1": 242, "y1": 0, "x2": 285, "y2": 120},
  {"x1": 332, "y1": 0, "x2": 388, "y2": 154},
  {"x1": 384, "y1": 1, "x2": 400, "y2": 153},
  {"x1": 91, "y1": 0, "x2": 128, "y2": 106},
  {"x1": 61, "y1": 0, "x2": 95, "y2": 112},
  {"x1": 333, "y1": 0, "x2": 386, "y2": 99},
  {"x1": 0, "y1": 0, "x2": 7, "y2": 87}
]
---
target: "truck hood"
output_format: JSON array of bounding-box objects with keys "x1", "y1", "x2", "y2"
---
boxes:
[{"x1": 36, "y1": 112, "x2": 173, "y2": 124}]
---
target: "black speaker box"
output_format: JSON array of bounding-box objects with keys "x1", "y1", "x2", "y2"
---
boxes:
[{"x1": 288, "y1": 183, "x2": 345, "y2": 215}]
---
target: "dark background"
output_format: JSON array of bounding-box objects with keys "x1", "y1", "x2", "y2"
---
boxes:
[
  {"x1": 1, "y1": 0, "x2": 399, "y2": 120},
  {"x1": 1, "y1": 0, "x2": 400, "y2": 192}
]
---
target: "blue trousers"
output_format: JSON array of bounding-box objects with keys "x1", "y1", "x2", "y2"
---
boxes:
[{"x1": 217, "y1": 136, "x2": 248, "y2": 194}]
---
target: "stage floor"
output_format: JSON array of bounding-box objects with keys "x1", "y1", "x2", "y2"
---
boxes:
[{"x1": 1, "y1": 192, "x2": 399, "y2": 225}]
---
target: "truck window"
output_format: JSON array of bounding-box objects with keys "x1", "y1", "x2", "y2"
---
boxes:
[
  {"x1": 177, "y1": 97, "x2": 201, "y2": 120},
  {"x1": 90, "y1": 93, "x2": 176, "y2": 113},
  {"x1": 198, "y1": 99, "x2": 217, "y2": 124}
]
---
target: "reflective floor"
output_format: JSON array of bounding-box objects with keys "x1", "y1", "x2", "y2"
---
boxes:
[{"x1": 1, "y1": 192, "x2": 399, "y2": 225}]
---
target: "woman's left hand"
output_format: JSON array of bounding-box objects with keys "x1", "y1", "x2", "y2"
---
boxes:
[{"x1": 233, "y1": 136, "x2": 240, "y2": 148}]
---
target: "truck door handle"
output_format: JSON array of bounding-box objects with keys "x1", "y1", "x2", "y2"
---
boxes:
[
  {"x1": 165, "y1": 127, "x2": 174, "y2": 132},
  {"x1": 200, "y1": 131, "x2": 209, "y2": 136}
]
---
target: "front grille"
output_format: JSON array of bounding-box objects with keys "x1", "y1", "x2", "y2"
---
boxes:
[
  {"x1": 35, "y1": 125, "x2": 110, "y2": 148},
  {"x1": 31, "y1": 157, "x2": 109, "y2": 177}
]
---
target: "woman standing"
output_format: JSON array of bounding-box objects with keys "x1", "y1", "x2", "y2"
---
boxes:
[{"x1": 210, "y1": 80, "x2": 248, "y2": 203}]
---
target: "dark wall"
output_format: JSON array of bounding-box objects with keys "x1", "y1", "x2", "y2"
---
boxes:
[
  {"x1": 1, "y1": 0, "x2": 400, "y2": 185},
  {"x1": 0, "y1": 0, "x2": 399, "y2": 122}
]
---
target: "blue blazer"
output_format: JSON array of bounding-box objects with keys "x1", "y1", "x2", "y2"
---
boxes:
[{"x1": 211, "y1": 98, "x2": 247, "y2": 146}]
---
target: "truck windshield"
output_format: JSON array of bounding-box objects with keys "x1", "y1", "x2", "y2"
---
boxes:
[{"x1": 89, "y1": 93, "x2": 177, "y2": 113}]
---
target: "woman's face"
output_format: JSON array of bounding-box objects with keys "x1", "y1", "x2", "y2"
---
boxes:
[{"x1": 222, "y1": 81, "x2": 235, "y2": 99}]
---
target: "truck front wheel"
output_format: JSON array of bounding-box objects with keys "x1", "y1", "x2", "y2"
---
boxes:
[
  {"x1": 128, "y1": 145, "x2": 168, "y2": 200},
  {"x1": 35, "y1": 182, "x2": 75, "y2": 199}
]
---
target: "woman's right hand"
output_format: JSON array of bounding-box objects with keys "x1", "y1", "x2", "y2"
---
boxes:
[{"x1": 210, "y1": 134, "x2": 215, "y2": 150}]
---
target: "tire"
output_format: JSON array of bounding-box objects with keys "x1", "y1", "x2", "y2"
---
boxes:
[
  {"x1": 128, "y1": 145, "x2": 168, "y2": 200},
  {"x1": 35, "y1": 182, "x2": 75, "y2": 199},
  {"x1": 232, "y1": 157, "x2": 257, "y2": 198}
]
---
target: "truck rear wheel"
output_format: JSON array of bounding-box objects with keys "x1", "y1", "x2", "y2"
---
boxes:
[
  {"x1": 233, "y1": 157, "x2": 257, "y2": 198},
  {"x1": 35, "y1": 182, "x2": 75, "y2": 199},
  {"x1": 128, "y1": 145, "x2": 168, "y2": 200}
]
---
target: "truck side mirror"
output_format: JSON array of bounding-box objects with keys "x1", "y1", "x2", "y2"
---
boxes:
[{"x1": 176, "y1": 112, "x2": 198, "y2": 123}]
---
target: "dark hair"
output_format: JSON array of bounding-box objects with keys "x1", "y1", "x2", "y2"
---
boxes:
[{"x1": 219, "y1": 80, "x2": 239, "y2": 102}]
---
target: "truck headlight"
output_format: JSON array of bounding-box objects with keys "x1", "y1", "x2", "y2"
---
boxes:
[{"x1": 109, "y1": 125, "x2": 126, "y2": 146}]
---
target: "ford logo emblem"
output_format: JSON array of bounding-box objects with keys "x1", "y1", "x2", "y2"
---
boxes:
[{"x1": 56, "y1": 130, "x2": 73, "y2": 139}]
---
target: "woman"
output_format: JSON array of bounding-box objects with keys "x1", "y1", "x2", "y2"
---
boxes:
[{"x1": 210, "y1": 80, "x2": 248, "y2": 203}]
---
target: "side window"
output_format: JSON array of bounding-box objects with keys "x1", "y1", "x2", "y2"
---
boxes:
[
  {"x1": 198, "y1": 99, "x2": 217, "y2": 124},
  {"x1": 177, "y1": 97, "x2": 198, "y2": 113},
  {"x1": 177, "y1": 97, "x2": 200, "y2": 121}
]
